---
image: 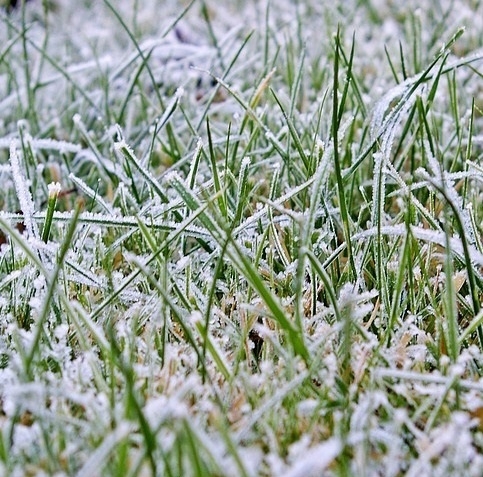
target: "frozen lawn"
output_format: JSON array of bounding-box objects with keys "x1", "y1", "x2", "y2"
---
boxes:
[{"x1": 2, "y1": 0, "x2": 483, "y2": 475}]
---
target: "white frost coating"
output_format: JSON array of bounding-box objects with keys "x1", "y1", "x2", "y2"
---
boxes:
[
  {"x1": 143, "y1": 376, "x2": 197, "y2": 426},
  {"x1": 371, "y1": 151, "x2": 385, "y2": 225},
  {"x1": 189, "y1": 310, "x2": 203, "y2": 325},
  {"x1": 165, "y1": 171, "x2": 182, "y2": 184},
  {"x1": 419, "y1": 145, "x2": 478, "y2": 248},
  {"x1": 284, "y1": 438, "x2": 342, "y2": 477},
  {"x1": 235, "y1": 371, "x2": 309, "y2": 442},
  {"x1": 370, "y1": 80, "x2": 420, "y2": 230},
  {"x1": 153, "y1": 87, "x2": 184, "y2": 130},
  {"x1": 240, "y1": 156, "x2": 251, "y2": 168},
  {"x1": 405, "y1": 412, "x2": 478, "y2": 477},
  {"x1": 47, "y1": 181, "x2": 61, "y2": 198},
  {"x1": 337, "y1": 284, "x2": 378, "y2": 321},
  {"x1": 0, "y1": 270, "x2": 22, "y2": 291},
  {"x1": 175, "y1": 86, "x2": 185, "y2": 98},
  {"x1": 9, "y1": 142, "x2": 38, "y2": 239},
  {"x1": 0, "y1": 209, "x2": 211, "y2": 240},
  {"x1": 352, "y1": 224, "x2": 483, "y2": 268},
  {"x1": 115, "y1": 138, "x2": 169, "y2": 201},
  {"x1": 0, "y1": 137, "x2": 81, "y2": 154},
  {"x1": 234, "y1": 176, "x2": 316, "y2": 235},
  {"x1": 371, "y1": 81, "x2": 408, "y2": 138},
  {"x1": 113, "y1": 139, "x2": 129, "y2": 152},
  {"x1": 186, "y1": 138, "x2": 204, "y2": 187},
  {"x1": 374, "y1": 368, "x2": 483, "y2": 392},
  {"x1": 76, "y1": 422, "x2": 134, "y2": 477}
]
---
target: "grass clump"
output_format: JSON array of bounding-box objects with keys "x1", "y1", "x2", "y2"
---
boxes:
[{"x1": 1, "y1": 0, "x2": 483, "y2": 475}]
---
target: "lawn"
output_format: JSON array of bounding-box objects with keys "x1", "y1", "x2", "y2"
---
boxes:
[{"x1": 1, "y1": 0, "x2": 483, "y2": 475}]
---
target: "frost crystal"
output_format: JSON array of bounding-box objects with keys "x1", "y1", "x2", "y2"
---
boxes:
[{"x1": 47, "y1": 181, "x2": 62, "y2": 198}]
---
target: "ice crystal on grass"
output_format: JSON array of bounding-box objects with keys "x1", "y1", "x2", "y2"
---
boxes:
[
  {"x1": 9, "y1": 142, "x2": 38, "y2": 239},
  {"x1": 284, "y1": 438, "x2": 342, "y2": 477}
]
